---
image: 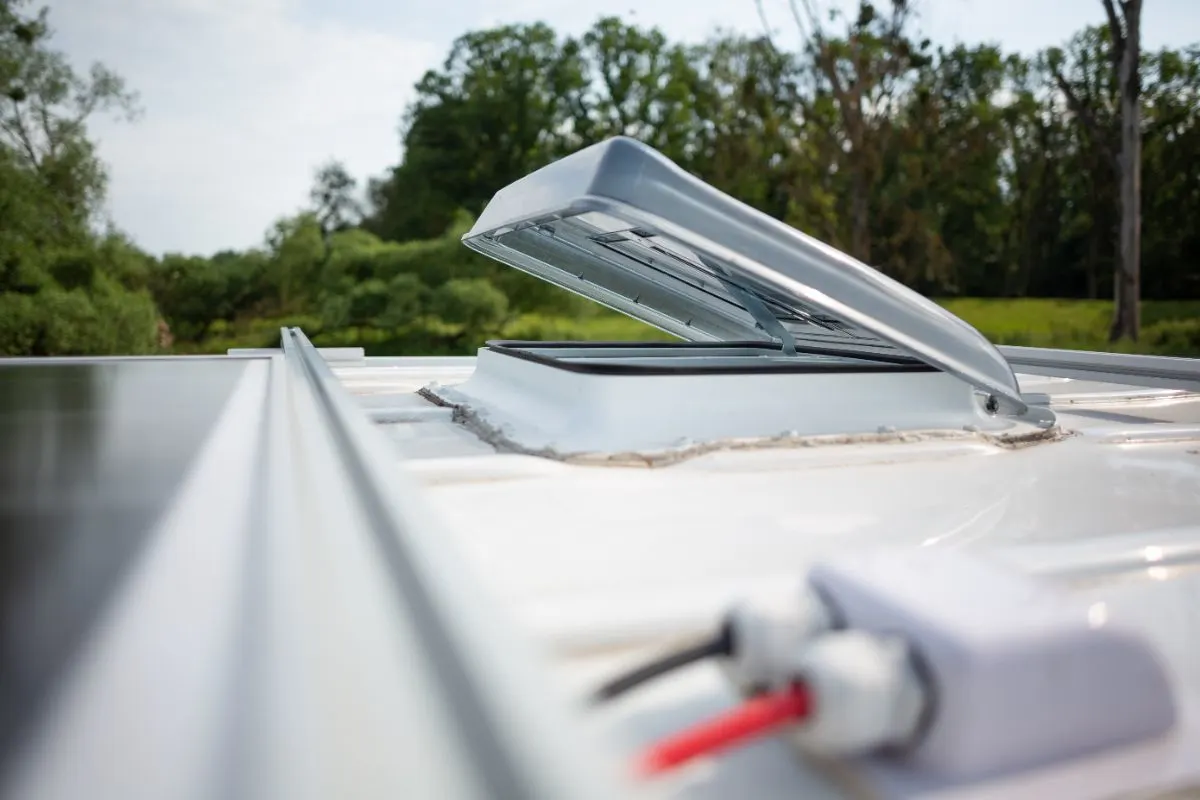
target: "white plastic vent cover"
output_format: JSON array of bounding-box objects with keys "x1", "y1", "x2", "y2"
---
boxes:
[{"x1": 463, "y1": 137, "x2": 1033, "y2": 418}]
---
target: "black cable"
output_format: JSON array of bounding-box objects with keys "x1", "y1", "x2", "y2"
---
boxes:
[{"x1": 589, "y1": 623, "x2": 734, "y2": 705}]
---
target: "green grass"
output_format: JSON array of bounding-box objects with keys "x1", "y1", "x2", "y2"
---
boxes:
[
  {"x1": 170, "y1": 299, "x2": 1200, "y2": 357},
  {"x1": 498, "y1": 300, "x2": 1200, "y2": 357},
  {"x1": 937, "y1": 299, "x2": 1200, "y2": 356}
]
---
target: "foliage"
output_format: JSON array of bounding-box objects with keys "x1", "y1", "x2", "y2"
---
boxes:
[
  {"x1": 173, "y1": 300, "x2": 1200, "y2": 358},
  {"x1": 4, "y1": 4, "x2": 1200, "y2": 360},
  {"x1": 310, "y1": 160, "x2": 362, "y2": 236},
  {"x1": 430, "y1": 277, "x2": 509, "y2": 337},
  {"x1": 0, "y1": 0, "x2": 156, "y2": 355},
  {"x1": 359, "y1": 9, "x2": 1200, "y2": 309}
]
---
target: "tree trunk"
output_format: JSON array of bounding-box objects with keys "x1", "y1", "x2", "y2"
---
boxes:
[
  {"x1": 1109, "y1": 0, "x2": 1142, "y2": 342},
  {"x1": 850, "y1": 165, "x2": 872, "y2": 264},
  {"x1": 1087, "y1": 230, "x2": 1099, "y2": 300}
]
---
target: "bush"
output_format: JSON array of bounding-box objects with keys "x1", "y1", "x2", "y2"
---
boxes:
[
  {"x1": 1142, "y1": 319, "x2": 1200, "y2": 356},
  {"x1": 501, "y1": 312, "x2": 667, "y2": 342},
  {"x1": 320, "y1": 294, "x2": 352, "y2": 329},
  {"x1": 376, "y1": 273, "x2": 428, "y2": 328},
  {"x1": 0, "y1": 293, "x2": 40, "y2": 355},
  {"x1": 430, "y1": 278, "x2": 509, "y2": 337},
  {"x1": 49, "y1": 249, "x2": 98, "y2": 290},
  {"x1": 348, "y1": 279, "x2": 390, "y2": 326},
  {"x1": 36, "y1": 280, "x2": 159, "y2": 355},
  {"x1": 92, "y1": 284, "x2": 160, "y2": 355}
]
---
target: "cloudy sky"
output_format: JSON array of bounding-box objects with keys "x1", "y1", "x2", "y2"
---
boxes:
[{"x1": 44, "y1": 0, "x2": 1200, "y2": 256}]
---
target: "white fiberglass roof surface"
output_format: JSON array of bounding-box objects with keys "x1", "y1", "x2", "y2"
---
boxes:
[{"x1": 342, "y1": 356, "x2": 1200, "y2": 800}]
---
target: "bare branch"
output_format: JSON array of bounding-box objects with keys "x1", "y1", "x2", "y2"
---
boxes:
[
  {"x1": 1052, "y1": 69, "x2": 1095, "y2": 136},
  {"x1": 36, "y1": 102, "x2": 59, "y2": 162},
  {"x1": 874, "y1": 1, "x2": 915, "y2": 112},
  {"x1": 1, "y1": 106, "x2": 44, "y2": 170},
  {"x1": 787, "y1": 0, "x2": 809, "y2": 42},
  {"x1": 754, "y1": 0, "x2": 776, "y2": 49},
  {"x1": 0, "y1": 115, "x2": 34, "y2": 162},
  {"x1": 787, "y1": 0, "x2": 825, "y2": 45},
  {"x1": 799, "y1": 0, "x2": 821, "y2": 27},
  {"x1": 817, "y1": 44, "x2": 849, "y2": 103},
  {"x1": 1052, "y1": 66, "x2": 1118, "y2": 171}
]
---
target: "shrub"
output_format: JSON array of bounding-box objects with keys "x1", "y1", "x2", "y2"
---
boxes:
[
  {"x1": 1142, "y1": 319, "x2": 1200, "y2": 357},
  {"x1": 430, "y1": 278, "x2": 509, "y2": 338}
]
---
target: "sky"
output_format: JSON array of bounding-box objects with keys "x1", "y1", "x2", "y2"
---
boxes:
[{"x1": 42, "y1": 0, "x2": 1200, "y2": 257}]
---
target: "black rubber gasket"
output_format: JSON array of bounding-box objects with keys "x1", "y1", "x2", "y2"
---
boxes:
[{"x1": 483, "y1": 340, "x2": 936, "y2": 376}]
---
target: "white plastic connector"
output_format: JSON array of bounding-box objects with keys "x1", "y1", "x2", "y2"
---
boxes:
[
  {"x1": 806, "y1": 547, "x2": 1177, "y2": 779},
  {"x1": 787, "y1": 630, "x2": 926, "y2": 756},
  {"x1": 721, "y1": 585, "x2": 833, "y2": 693}
]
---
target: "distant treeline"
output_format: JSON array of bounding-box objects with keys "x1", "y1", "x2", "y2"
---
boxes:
[{"x1": 2, "y1": 0, "x2": 1199, "y2": 357}]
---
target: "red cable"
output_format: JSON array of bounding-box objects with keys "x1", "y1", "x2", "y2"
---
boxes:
[{"x1": 635, "y1": 682, "x2": 814, "y2": 777}]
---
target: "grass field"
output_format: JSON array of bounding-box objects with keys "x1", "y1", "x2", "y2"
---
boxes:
[
  {"x1": 178, "y1": 299, "x2": 1200, "y2": 357},
  {"x1": 501, "y1": 299, "x2": 1200, "y2": 356},
  {"x1": 937, "y1": 299, "x2": 1200, "y2": 355}
]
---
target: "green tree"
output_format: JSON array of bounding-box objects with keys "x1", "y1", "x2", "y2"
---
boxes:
[
  {"x1": 430, "y1": 278, "x2": 509, "y2": 344},
  {"x1": 567, "y1": 17, "x2": 708, "y2": 164},
  {"x1": 365, "y1": 23, "x2": 582, "y2": 242},
  {"x1": 0, "y1": 0, "x2": 157, "y2": 356},
  {"x1": 151, "y1": 254, "x2": 234, "y2": 341},
  {"x1": 893, "y1": 44, "x2": 1011, "y2": 294},
  {"x1": 264, "y1": 212, "x2": 325, "y2": 312},
  {"x1": 692, "y1": 36, "x2": 812, "y2": 225},
  {"x1": 377, "y1": 273, "x2": 428, "y2": 329},
  {"x1": 778, "y1": 0, "x2": 931, "y2": 264},
  {"x1": 310, "y1": 159, "x2": 362, "y2": 236},
  {"x1": 1141, "y1": 45, "x2": 1200, "y2": 298},
  {"x1": 0, "y1": 0, "x2": 138, "y2": 228}
]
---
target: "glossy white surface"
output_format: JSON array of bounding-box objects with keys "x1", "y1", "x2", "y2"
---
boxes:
[
  {"x1": 339, "y1": 357, "x2": 1200, "y2": 800},
  {"x1": 807, "y1": 549, "x2": 1176, "y2": 779},
  {"x1": 427, "y1": 347, "x2": 1030, "y2": 457}
]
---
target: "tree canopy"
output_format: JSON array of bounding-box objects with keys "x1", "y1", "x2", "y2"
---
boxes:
[
  {"x1": 3, "y1": 1, "x2": 1200, "y2": 358},
  {"x1": 1, "y1": 0, "x2": 158, "y2": 355}
]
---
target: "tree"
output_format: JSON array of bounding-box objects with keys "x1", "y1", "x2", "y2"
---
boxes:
[
  {"x1": 1107, "y1": 0, "x2": 1144, "y2": 341},
  {"x1": 1052, "y1": 1, "x2": 1144, "y2": 340},
  {"x1": 764, "y1": 0, "x2": 930, "y2": 263},
  {"x1": 309, "y1": 159, "x2": 362, "y2": 236},
  {"x1": 264, "y1": 213, "x2": 325, "y2": 312},
  {"x1": 364, "y1": 23, "x2": 582, "y2": 242},
  {"x1": 997, "y1": 54, "x2": 1075, "y2": 298},
  {"x1": 151, "y1": 254, "x2": 236, "y2": 341},
  {"x1": 377, "y1": 273, "x2": 427, "y2": 329},
  {"x1": 691, "y1": 35, "x2": 807, "y2": 223},
  {"x1": 0, "y1": 0, "x2": 158, "y2": 356},
  {"x1": 566, "y1": 17, "x2": 708, "y2": 163},
  {"x1": 430, "y1": 278, "x2": 509, "y2": 343},
  {"x1": 10, "y1": 10, "x2": 1195, "y2": 360},
  {"x1": 896, "y1": 44, "x2": 1012, "y2": 294},
  {"x1": 0, "y1": 0, "x2": 138, "y2": 227},
  {"x1": 1140, "y1": 45, "x2": 1200, "y2": 299}
]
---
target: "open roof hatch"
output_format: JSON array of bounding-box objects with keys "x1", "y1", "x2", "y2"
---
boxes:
[{"x1": 463, "y1": 136, "x2": 1035, "y2": 420}]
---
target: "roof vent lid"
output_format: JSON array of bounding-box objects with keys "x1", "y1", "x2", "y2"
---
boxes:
[{"x1": 463, "y1": 136, "x2": 1038, "y2": 421}]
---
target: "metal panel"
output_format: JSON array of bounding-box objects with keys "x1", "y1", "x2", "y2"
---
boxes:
[
  {"x1": 275, "y1": 328, "x2": 622, "y2": 800},
  {"x1": 0, "y1": 359, "x2": 247, "y2": 768},
  {"x1": 1001, "y1": 346, "x2": 1200, "y2": 392},
  {"x1": 0, "y1": 339, "x2": 623, "y2": 800}
]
